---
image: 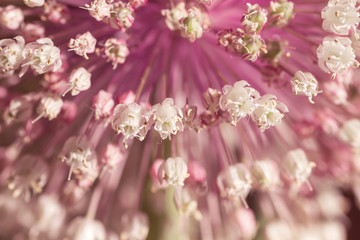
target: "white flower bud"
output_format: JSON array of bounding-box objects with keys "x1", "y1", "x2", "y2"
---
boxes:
[
  {"x1": 158, "y1": 157, "x2": 189, "y2": 187},
  {"x1": 181, "y1": 7, "x2": 205, "y2": 42},
  {"x1": 0, "y1": 36, "x2": 25, "y2": 74},
  {"x1": 21, "y1": 38, "x2": 62, "y2": 77},
  {"x1": 219, "y1": 80, "x2": 260, "y2": 126},
  {"x1": 33, "y1": 95, "x2": 63, "y2": 123},
  {"x1": 23, "y1": 0, "x2": 45, "y2": 8},
  {"x1": 3, "y1": 96, "x2": 32, "y2": 125},
  {"x1": 0, "y1": 5, "x2": 24, "y2": 30},
  {"x1": 290, "y1": 71, "x2": 322, "y2": 104},
  {"x1": 252, "y1": 94, "x2": 288, "y2": 131},
  {"x1": 8, "y1": 155, "x2": 49, "y2": 200},
  {"x1": 120, "y1": 212, "x2": 149, "y2": 240},
  {"x1": 161, "y1": 2, "x2": 188, "y2": 31},
  {"x1": 81, "y1": 0, "x2": 111, "y2": 21},
  {"x1": 112, "y1": 103, "x2": 151, "y2": 148},
  {"x1": 283, "y1": 149, "x2": 316, "y2": 188},
  {"x1": 217, "y1": 163, "x2": 252, "y2": 207},
  {"x1": 174, "y1": 188, "x2": 202, "y2": 220},
  {"x1": 63, "y1": 67, "x2": 91, "y2": 96},
  {"x1": 152, "y1": 98, "x2": 183, "y2": 140},
  {"x1": 269, "y1": 0, "x2": 294, "y2": 28},
  {"x1": 65, "y1": 217, "x2": 106, "y2": 240},
  {"x1": 59, "y1": 136, "x2": 98, "y2": 181},
  {"x1": 321, "y1": 0, "x2": 360, "y2": 35},
  {"x1": 68, "y1": 32, "x2": 97, "y2": 59},
  {"x1": 104, "y1": 38, "x2": 129, "y2": 69},
  {"x1": 251, "y1": 159, "x2": 280, "y2": 190},
  {"x1": 30, "y1": 195, "x2": 65, "y2": 239},
  {"x1": 339, "y1": 119, "x2": 360, "y2": 147},
  {"x1": 241, "y1": 3, "x2": 268, "y2": 33},
  {"x1": 317, "y1": 36, "x2": 359, "y2": 77}
]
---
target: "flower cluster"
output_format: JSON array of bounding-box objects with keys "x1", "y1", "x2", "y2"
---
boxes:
[{"x1": 1, "y1": 0, "x2": 360, "y2": 239}]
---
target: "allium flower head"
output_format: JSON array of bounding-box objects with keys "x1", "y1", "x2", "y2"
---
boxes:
[{"x1": 2, "y1": 0, "x2": 360, "y2": 239}]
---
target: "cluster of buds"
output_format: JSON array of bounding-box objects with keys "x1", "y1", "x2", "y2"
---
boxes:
[
  {"x1": 82, "y1": 0, "x2": 144, "y2": 31},
  {"x1": 319, "y1": 2, "x2": 360, "y2": 78},
  {"x1": 0, "y1": 36, "x2": 62, "y2": 77},
  {"x1": 220, "y1": 80, "x2": 288, "y2": 131},
  {"x1": 112, "y1": 98, "x2": 183, "y2": 147},
  {"x1": 217, "y1": 29, "x2": 267, "y2": 62},
  {"x1": 162, "y1": 3, "x2": 210, "y2": 42}
]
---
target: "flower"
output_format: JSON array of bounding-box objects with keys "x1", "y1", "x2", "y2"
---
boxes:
[
  {"x1": 63, "y1": 67, "x2": 92, "y2": 96},
  {"x1": 317, "y1": 36, "x2": 359, "y2": 77},
  {"x1": 321, "y1": 0, "x2": 360, "y2": 35},
  {"x1": 20, "y1": 38, "x2": 62, "y2": 77},
  {"x1": 68, "y1": 32, "x2": 97, "y2": 59},
  {"x1": 290, "y1": 71, "x2": 322, "y2": 103}
]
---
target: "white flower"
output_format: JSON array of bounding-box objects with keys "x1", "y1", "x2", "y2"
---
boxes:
[
  {"x1": 65, "y1": 217, "x2": 106, "y2": 240},
  {"x1": 338, "y1": 119, "x2": 360, "y2": 147},
  {"x1": 0, "y1": 36, "x2": 25, "y2": 74},
  {"x1": 34, "y1": 95, "x2": 63, "y2": 122},
  {"x1": 158, "y1": 157, "x2": 189, "y2": 187},
  {"x1": 252, "y1": 94, "x2": 288, "y2": 131},
  {"x1": 0, "y1": 5, "x2": 24, "y2": 30},
  {"x1": 59, "y1": 136, "x2": 98, "y2": 180},
  {"x1": 63, "y1": 67, "x2": 92, "y2": 96},
  {"x1": 251, "y1": 159, "x2": 280, "y2": 190},
  {"x1": 81, "y1": 0, "x2": 111, "y2": 21},
  {"x1": 30, "y1": 195, "x2": 65, "y2": 239},
  {"x1": 23, "y1": 0, "x2": 45, "y2": 8},
  {"x1": 350, "y1": 29, "x2": 360, "y2": 57},
  {"x1": 174, "y1": 188, "x2": 202, "y2": 220},
  {"x1": 112, "y1": 102, "x2": 151, "y2": 148},
  {"x1": 152, "y1": 98, "x2": 184, "y2": 139},
  {"x1": 317, "y1": 36, "x2": 359, "y2": 77},
  {"x1": 290, "y1": 71, "x2": 322, "y2": 104},
  {"x1": 3, "y1": 96, "x2": 32, "y2": 125},
  {"x1": 7, "y1": 155, "x2": 49, "y2": 200},
  {"x1": 104, "y1": 38, "x2": 130, "y2": 69},
  {"x1": 92, "y1": 90, "x2": 115, "y2": 120},
  {"x1": 241, "y1": 3, "x2": 268, "y2": 33},
  {"x1": 21, "y1": 38, "x2": 62, "y2": 77},
  {"x1": 161, "y1": 2, "x2": 188, "y2": 31},
  {"x1": 120, "y1": 212, "x2": 149, "y2": 240},
  {"x1": 219, "y1": 80, "x2": 260, "y2": 126},
  {"x1": 68, "y1": 32, "x2": 97, "y2": 59},
  {"x1": 217, "y1": 163, "x2": 252, "y2": 206},
  {"x1": 283, "y1": 149, "x2": 316, "y2": 188},
  {"x1": 321, "y1": 0, "x2": 360, "y2": 35}
]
